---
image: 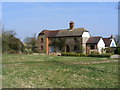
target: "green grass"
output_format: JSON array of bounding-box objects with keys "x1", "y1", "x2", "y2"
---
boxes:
[{"x1": 2, "y1": 54, "x2": 118, "y2": 88}]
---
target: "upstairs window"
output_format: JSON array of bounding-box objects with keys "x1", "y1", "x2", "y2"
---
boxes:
[
  {"x1": 74, "y1": 37, "x2": 77, "y2": 42},
  {"x1": 90, "y1": 44, "x2": 95, "y2": 49},
  {"x1": 112, "y1": 43, "x2": 114, "y2": 46},
  {"x1": 41, "y1": 45, "x2": 43, "y2": 50},
  {"x1": 41, "y1": 38, "x2": 43, "y2": 43}
]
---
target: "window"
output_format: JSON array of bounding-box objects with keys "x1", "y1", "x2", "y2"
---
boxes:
[
  {"x1": 66, "y1": 45, "x2": 70, "y2": 52},
  {"x1": 74, "y1": 37, "x2": 77, "y2": 42},
  {"x1": 41, "y1": 38, "x2": 43, "y2": 43},
  {"x1": 41, "y1": 45, "x2": 43, "y2": 50},
  {"x1": 59, "y1": 46, "x2": 62, "y2": 51},
  {"x1": 112, "y1": 43, "x2": 114, "y2": 46},
  {"x1": 74, "y1": 46, "x2": 77, "y2": 51},
  {"x1": 58, "y1": 38, "x2": 61, "y2": 41},
  {"x1": 90, "y1": 44, "x2": 95, "y2": 49}
]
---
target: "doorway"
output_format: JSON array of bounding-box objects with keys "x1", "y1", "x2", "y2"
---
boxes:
[{"x1": 66, "y1": 45, "x2": 70, "y2": 52}]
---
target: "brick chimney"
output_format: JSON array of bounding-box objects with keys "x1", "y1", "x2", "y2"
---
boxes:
[{"x1": 69, "y1": 21, "x2": 74, "y2": 29}]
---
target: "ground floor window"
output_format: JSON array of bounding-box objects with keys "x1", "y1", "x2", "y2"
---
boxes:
[
  {"x1": 66, "y1": 45, "x2": 70, "y2": 52},
  {"x1": 74, "y1": 45, "x2": 77, "y2": 52},
  {"x1": 59, "y1": 46, "x2": 62, "y2": 51},
  {"x1": 90, "y1": 44, "x2": 95, "y2": 49}
]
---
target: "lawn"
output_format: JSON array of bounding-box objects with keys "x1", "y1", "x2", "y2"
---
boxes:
[{"x1": 2, "y1": 54, "x2": 118, "y2": 88}]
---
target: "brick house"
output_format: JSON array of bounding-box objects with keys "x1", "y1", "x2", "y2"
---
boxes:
[{"x1": 37, "y1": 21, "x2": 116, "y2": 54}]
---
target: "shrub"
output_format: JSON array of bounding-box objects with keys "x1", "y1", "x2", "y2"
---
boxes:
[
  {"x1": 61, "y1": 52, "x2": 112, "y2": 58},
  {"x1": 8, "y1": 49, "x2": 17, "y2": 54},
  {"x1": 80, "y1": 53, "x2": 88, "y2": 57},
  {"x1": 105, "y1": 47, "x2": 114, "y2": 54},
  {"x1": 23, "y1": 50, "x2": 33, "y2": 54},
  {"x1": 61, "y1": 52, "x2": 88, "y2": 57},
  {"x1": 91, "y1": 51, "x2": 95, "y2": 54},
  {"x1": 88, "y1": 53, "x2": 112, "y2": 58}
]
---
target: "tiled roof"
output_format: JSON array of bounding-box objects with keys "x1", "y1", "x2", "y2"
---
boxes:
[
  {"x1": 103, "y1": 38, "x2": 111, "y2": 47},
  {"x1": 39, "y1": 30, "x2": 59, "y2": 37},
  {"x1": 87, "y1": 36, "x2": 102, "y2": 44},
  {"x1": 39, "y1": 28, "x2": 88, "y2": 37}
]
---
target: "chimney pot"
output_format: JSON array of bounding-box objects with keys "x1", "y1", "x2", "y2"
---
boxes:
[{"x1": 69, "y1": 21, "x2": 74, "y2": 29}]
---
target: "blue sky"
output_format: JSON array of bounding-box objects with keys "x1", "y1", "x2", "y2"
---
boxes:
[{"x1": 2, "y1": 2, "x2": 118, "y2": 41}]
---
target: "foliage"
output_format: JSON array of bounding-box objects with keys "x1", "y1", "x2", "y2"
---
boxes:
[
  {"x1": 88, "y1": 53, "x2": 112, "y2": 58},
  {"x1": 101, "y1": 48, "x2": 106, "y2": 54},
  {"x1": 117, "y1": 48, "x2": 120, "y2": 54},
  {"x1": 49, "y1": 38, "x2": 59, "y2": 52},
  {"x1": 105, "y1": 47, "x2": 114, "y2": 54},
  {"x1": 74, "y1": 44, "x2": 82, "y2": 53},
  {"x1": 115, "y1": 34, "x2": 120, "y2": 47},
  {"x1": 23, "y1": 50, "x2": 33, "y2": 54},
  {"x1": 2, "y1": 30, "x2": 24, "y2": 53},
  {"x1": 115, "y1": 47, "x2": 120, "y2": 54},
  {"x1": 24, "y1": 34, "x2": 38, "y2": 53},
  {"x1": 90, "y1": 51, "x2": 95, "y2": 54},
  {"x1": 74, "y1": 37, "x2": 84, "y2": 53},
  {"x1": 50, "y1": 37, "x2": 85, "y2": 53},
  {"x1": 58, "y1": 38, "x2": 67, "y2": 47},
  {"x1": 61, "y1": 52, "x2": 112, "y2": 58},
  {"x1": 61, "y1": 52, "x2": 88, "y2": 57},
  {"x1": 49, "y1": 38, "x2": 67, "y2": 52}
]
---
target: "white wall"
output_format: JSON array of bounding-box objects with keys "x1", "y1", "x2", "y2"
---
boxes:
[
  {"x1": 110, "y1": 39, "x2": 117, "y2": 47},
  {"x1": 82, "y1": 32, "x2": 90, "y2": 37},
  {"x1": 97, "y1": 38, "x2": 105, "y2": 54},
  {"x1": 82, "y1": 32, "x2": 90, "y2": 54}
]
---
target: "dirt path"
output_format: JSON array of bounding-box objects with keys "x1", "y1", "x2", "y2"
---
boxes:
[
  {"x1": 2, "y1": 60, "x2": 119, "y2": 68},
  {"x1": 110, "y1": 54, "x2": 120, "y2": 59},
  {"x1": 77, "y1": 60, "x2": 118, "y2": 65}
]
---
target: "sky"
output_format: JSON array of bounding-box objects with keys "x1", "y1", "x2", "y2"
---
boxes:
[
  {"x1": 2, "y1": 2, "x2": 118, "y2": 41},
  {"x1": 1, "y1": 0, "x2": 120, "y2": 2}
]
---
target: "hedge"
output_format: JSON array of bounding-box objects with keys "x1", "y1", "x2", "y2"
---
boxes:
[
  {"x1": 61, "y1": 52, "x2": 112, "y2": 58},
  {"x1": 61, "y1": 52, "x2": 88, "y2": 57},
  {"x1": 87, "y1": 53, "x2": 112, "y2": 58}
]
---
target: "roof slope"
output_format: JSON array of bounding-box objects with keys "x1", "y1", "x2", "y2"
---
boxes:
[
  {"x1": 103, "y1": 38, "x2": 111, "y2": 47},
  {"x1": 39, "y1": 28, "x2": 88, "y2": 37},
  {"x1": 87, "y1": 36, "x2": 102, "y2": 44}
]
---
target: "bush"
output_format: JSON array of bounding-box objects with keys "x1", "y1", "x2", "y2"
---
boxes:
[
  {"x1": 8, "y1": 49, "x2": 17, "y2": 54},
  {"x1": 61, "y1": 52, "x2": 88, "y2": 57},
  {"x1": 106, "y1": 47, "x2": 114, "y2": 54},
  {"x1": 88, "y1": 53, "x2": 112, "y2": 58},
  {"x1": 117, "y1": 48, "x2": 120, "y2": 54},
  {"x1": 115, "y1": 47, "x2": 120, "y2": 54},
  {"x1": 23, "y1": 50, "x2": 33, "y2": 54},
  {"x1": 61, "y1": 52, "x2": 112, "y2": 58}
]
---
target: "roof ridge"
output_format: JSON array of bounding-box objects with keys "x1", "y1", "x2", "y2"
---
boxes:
[
  {"x1": 92, "y1": 36, "x2": 102, "y2": 37},
  {"x1": 45, "y1": 28, "x2": 86, "y2": 31},
  {"x1": 39, "y1": 27, "x2": 89, "y2": 37}
]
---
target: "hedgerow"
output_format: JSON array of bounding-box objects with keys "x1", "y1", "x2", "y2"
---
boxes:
[{"x1": 61, "y1": 52, "x2": 112, "y2": 58}]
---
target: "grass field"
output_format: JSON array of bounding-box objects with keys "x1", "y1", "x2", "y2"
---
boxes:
[{"x1": 2, "y1": 54, "x2": 118, "y2": 88}]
